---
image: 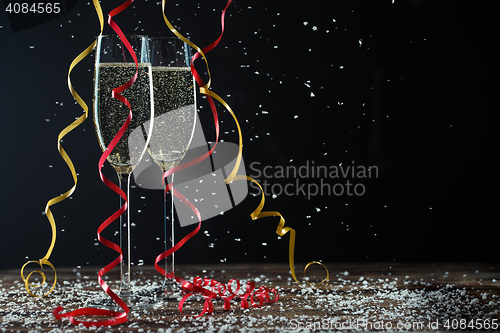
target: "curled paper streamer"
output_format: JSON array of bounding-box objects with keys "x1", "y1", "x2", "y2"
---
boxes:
[
  {"x1": 20, "y1": 260, "x2": 57, "y2": 298},
  {"x1": 21, "y1": 0, "x2": 104, "y2": 298},
  {"x1": 161, "y1": 0, "x2": 329, "y2": 291},
  {"x1": 177, "y1": 276, "x2": 278, "y2": 318},
  {"x1": 236, "y1": 176, "x2": 329, "y2": 288}
]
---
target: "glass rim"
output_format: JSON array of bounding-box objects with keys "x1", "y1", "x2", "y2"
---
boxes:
[
  {"x1": 97, "y1": 34, "x2": 149, "y2": 39},
  {"x1": 148, "y1": 36, "x2": 178, "y2": 39},
  {"x1": 96, "y1": 35, "x2": 188, "y2": 43}
]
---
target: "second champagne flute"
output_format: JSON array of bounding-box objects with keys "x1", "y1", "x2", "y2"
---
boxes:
[{"x1": 148, "y1": 37, "x2": 196, "y2": 296}]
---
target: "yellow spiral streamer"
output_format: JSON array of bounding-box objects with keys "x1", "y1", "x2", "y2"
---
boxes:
[
  {"x1": 21, "y1": 0, "x2": 104, "y2": 297},
  {"x1": 161, "y1": 1, "x2": 328, "y2": 288},
  {"x1": 233, "y1": 175, "x2": 329, "y2": 288}
]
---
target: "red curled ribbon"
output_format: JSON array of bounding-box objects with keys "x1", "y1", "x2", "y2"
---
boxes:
[
  {"x1": 53, "y1": 1, "x2": 139, "y2": 327},
  {"x1": 175, "y1": 276, "x2": 278, "y2": 318}
]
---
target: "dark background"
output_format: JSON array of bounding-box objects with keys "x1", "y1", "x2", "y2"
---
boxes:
[{"x1": 0, "y1": 0, "x2": 497, "y2": 270}]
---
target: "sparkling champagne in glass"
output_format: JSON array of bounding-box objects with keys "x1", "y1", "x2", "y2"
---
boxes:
[{"x1": 93, "y1": 35, "x2": 154, "y2": 306}]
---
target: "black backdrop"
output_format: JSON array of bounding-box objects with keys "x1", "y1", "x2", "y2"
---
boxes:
[{"x1": 0, "y1": 0, "x2": 497, "y2": 270}]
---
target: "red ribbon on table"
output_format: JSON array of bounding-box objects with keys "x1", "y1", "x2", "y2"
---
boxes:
[
  {"x1": 176, "y1": 276, "x2": 278, "y2": 317},
  {"x1": 53, "y1": 1, "x2": 139, "y2": 327}
]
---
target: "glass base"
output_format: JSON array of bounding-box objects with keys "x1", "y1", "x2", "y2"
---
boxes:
[
  {"x1": 162, "y1": 279, "x2": 183, "y2": 302},
  {"x1": 85, "y1": 280, "x2": 207, "y2": 310},
  {"x1": 86, "y1": 284, "x2": 164, "y2": 310}
]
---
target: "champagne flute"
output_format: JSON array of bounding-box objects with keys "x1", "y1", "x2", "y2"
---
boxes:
[
  {"x1": 93, "y1": 35, "x2": 154, "y2": 305},
  {"x1": 148, "y1": 37, "x2": 196, "y2": 296}
]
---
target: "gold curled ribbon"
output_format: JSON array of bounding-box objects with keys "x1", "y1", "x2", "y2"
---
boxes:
[
  {"x1": 21, "y1": 0, "x2": 104, "y2": 297},
  {"x1": 21, "y1": 260, "x2": 57, "y2": 297},
  {"x1": 162, "y1": 2, "x2": 328, "y2": 288},
  {"x1": 234, "y1": 175, "x2": 329, "y2": 288}
]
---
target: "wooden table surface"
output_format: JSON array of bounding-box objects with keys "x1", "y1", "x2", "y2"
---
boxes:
[{"x1": 1, "y1": 262, "x2": 499, "y2": 332}]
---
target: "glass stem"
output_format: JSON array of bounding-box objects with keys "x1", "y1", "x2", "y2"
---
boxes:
[
  {"x1": 118, "y1": 173, "x2": 132, "y2": 293},
  {"x1": 164, "y1": 173, "x2": 175, "y2": 285}
]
